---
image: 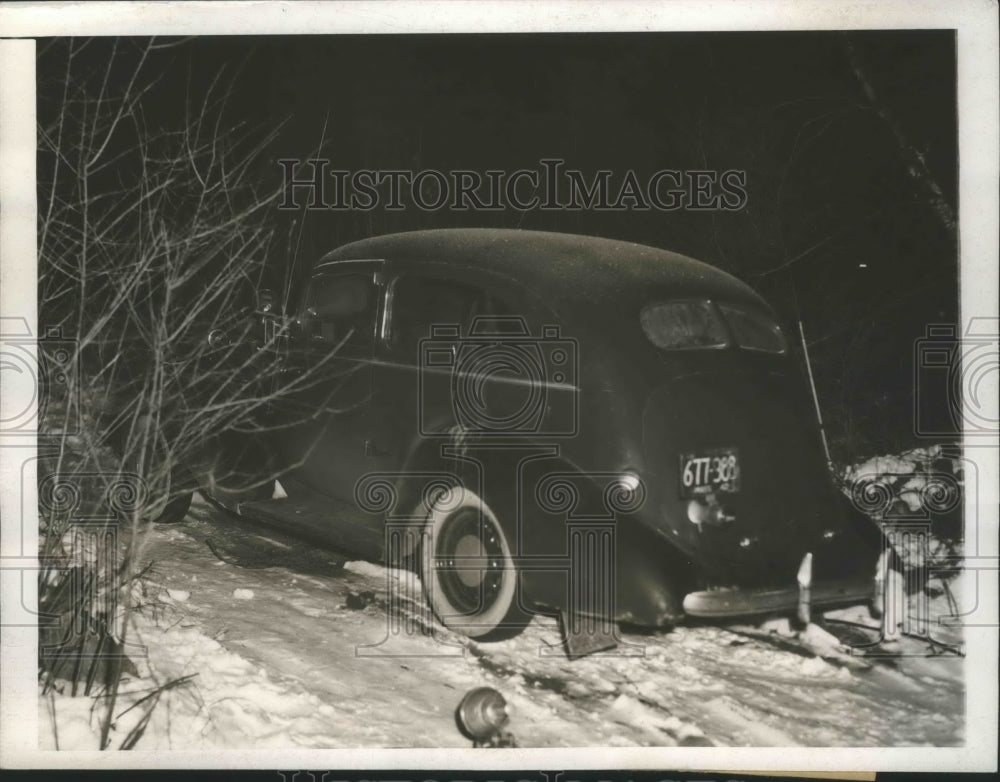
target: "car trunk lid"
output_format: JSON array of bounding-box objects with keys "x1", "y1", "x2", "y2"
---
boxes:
[{"x1": 642, "y1": 367, "x2": 844, "y2": 586}]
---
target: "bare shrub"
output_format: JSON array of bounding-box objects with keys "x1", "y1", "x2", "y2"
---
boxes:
[{"x1": 36, "y1": 37, "x2": 333, "y2": 748}]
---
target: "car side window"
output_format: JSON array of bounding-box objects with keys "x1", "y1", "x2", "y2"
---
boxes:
[
  {"x1": 388, "y1": 276, "x2": 501, "y2": 356},
  {"x1": 302, "y1": 272, "x2": 378, "y2": 348}
]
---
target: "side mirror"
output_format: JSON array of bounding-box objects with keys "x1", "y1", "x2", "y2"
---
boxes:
[
  {"x1": 256, "y1": 288, "x2": 279, "y2": 315},
  {"x1": 285, "y1": 307, "x2": 314, "y2": 342}
]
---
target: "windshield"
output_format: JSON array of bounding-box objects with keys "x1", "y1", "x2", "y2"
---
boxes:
[{"x1": 641, "y1": 300, "x2": 786, "y2": 354}]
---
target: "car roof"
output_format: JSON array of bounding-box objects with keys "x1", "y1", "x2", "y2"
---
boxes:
[{"x1": 318, "y1": 228, "x2": 768, "y2": 311}]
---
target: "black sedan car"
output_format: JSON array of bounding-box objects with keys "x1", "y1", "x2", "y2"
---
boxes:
[{"x1": 200, "y1": 228, "x2": 885, "y2": 647}]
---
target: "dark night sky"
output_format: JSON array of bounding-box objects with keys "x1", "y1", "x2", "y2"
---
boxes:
[
  {"x1": 175, "y1": 33, "x2": 958, "y2": 307},
  {"x1": 39, "y1": 31, "x2": 959, "y2": 457}
]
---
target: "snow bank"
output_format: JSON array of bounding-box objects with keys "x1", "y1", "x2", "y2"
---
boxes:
[{"x1": 39, "y1": 607, "x2": 346, "y2": 749}]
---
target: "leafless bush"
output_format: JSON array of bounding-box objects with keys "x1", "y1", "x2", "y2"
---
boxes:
[{"x1": 36, "y1": 37, "x2": 337, "y2": 749}]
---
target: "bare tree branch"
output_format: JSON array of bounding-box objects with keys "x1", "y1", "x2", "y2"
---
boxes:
[{"x1": 843, "y1": 34, "x2": 957, "y2": 244}]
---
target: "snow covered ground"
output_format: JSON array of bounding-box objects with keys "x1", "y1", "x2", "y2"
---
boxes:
[{"x1": 38, "y1": 475, "x2": 966, "y2": 750}]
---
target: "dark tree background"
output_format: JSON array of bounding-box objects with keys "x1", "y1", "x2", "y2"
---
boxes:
[{"x1": 41, "y1": 31, "x2": 959, "y2": 464}]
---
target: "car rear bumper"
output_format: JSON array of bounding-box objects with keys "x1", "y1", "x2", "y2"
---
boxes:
[{"x1": 682, "y1": 576, "x2": 874, "y2": 618}]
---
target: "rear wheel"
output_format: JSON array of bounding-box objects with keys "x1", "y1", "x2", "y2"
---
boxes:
[{"x1": 422, "y1": 487, "x2": 530, "y2": 640}]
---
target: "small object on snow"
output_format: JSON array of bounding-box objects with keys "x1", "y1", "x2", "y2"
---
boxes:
[
  {"x1": 456, "y1": 687, "x2": 516, "y2": 747},
  {"x1": 165, "y1": 589, "x2": 190, "y2": 602},
  {"x1": 232, "y1": 588, "x2": 255, "y2": 600},
  {"x1": 345, "y1": 590, "x2": 377, "y2": 610}
]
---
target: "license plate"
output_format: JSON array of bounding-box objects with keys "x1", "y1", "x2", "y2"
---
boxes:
[{"x1": 679, "y1": 447, "x2": 741, "y2": 497}]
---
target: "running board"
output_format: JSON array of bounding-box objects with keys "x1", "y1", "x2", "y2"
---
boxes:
[{"x1": 237, "y1": 492, "x2": 384, "y2": 561}]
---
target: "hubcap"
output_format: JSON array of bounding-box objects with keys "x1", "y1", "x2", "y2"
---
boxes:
[
  {"x1": 435, "y1": 507, "x2": 506, "y2": 616},
  {"x1": 454, "y1": 534, "x2": 487, "y2": 587}
]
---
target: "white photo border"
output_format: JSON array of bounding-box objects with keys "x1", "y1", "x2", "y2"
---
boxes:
[{"x1": 1, "y1": 0, "x2": 997, "y2": 772}]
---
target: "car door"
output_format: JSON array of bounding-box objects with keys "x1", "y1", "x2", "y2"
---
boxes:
[
  {"x1": 367, "y1": 271, "x2": 501, "y2": 471},
  {"x1": 272, "y1": 260, "x2": 385, "y2": 504}
]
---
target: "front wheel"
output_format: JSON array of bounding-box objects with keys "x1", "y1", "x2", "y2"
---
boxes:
[
  {"x1": 422, "y1": 487, "x2": 530, "y2": 641},
  {"x1": 154, "y1": 483, "x2": 195, "y2": 524},
  {"x1": 136, "y1": 465, "x2": 197, "y2": 524},
  {"x1": 115, "y1": 453, "x2": 195, "y2": 525}
]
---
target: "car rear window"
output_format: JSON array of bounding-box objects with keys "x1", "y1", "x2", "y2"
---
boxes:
[
  {"x1": 640, "y1": 301, "x2": 730, "y2": 350},
  {"x1": 641, "y1": 300, "x2": 787, "y2": 354},
  {"x1": 719, "y1": 303, "x2": 787, "y2": 354}
]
